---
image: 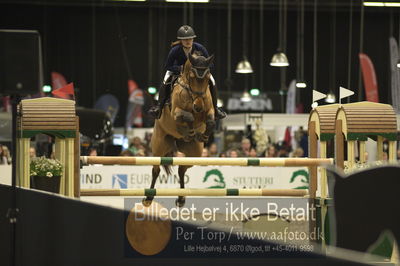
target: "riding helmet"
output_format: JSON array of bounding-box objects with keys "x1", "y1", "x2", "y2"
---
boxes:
[{"x1": 177, "y1": 25, "x2": 196, "y2": 40}]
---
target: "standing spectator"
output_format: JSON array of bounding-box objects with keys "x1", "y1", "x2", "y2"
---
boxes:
[
  {"x1": 88, "y1": 147, "x2": 98, "y2": 156},
  {"x1": 29, "y1": 147, "x2": 37, "y2": 159},
  {"x1": 1, "y1": 145, "x2": 11, "y2": 164},
  {"x1": 239, "y1": 138, "x2": 251, "y2": 157},
  {"x1": 227, "y1": 149, "x2": 239, "y2": 158},
  {"x1": 364, "y1": 151, "x2": 369, "y2": 162},
  {"x1": 264, "y1": 145, "x2": 277, "y2": 157},
  {"x1": 208, "y1": 143, "x2": 219, "y2": 157},
  {"x1": 277, "y1": 146, "x2": 289, "y2": 157},
  {"x1": 201, "y1": 147, "x2": 209, "y2": 157},
  {"x1": 0, "y1": 145, "x2": 4, "y2": 164},
  {"x1": 249, "y1": 147, "x2": 258, "y2": 158},
  {"x1": 128, "y1": 136, "x2": 145, "y2": 155},
  {"x1": 382, "y1": 151, "x2": 388, "y2": 161},
  {"x1": 143, "y1": 132, "x2": 153, "y2": 156},
  {"x1": 299, "y1": 129, "x2": 308, "y2": 157},
  {"x1": 291, "y1": 147, "x2": 304, "y2": 157},
  {"x1": 0, "y1": 145, "x2": 11, "y2": 164}
]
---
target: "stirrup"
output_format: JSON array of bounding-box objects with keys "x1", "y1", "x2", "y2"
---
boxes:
[
  {"x1": 149, "y1": 105, "x2": 161, "y2": 119},
  {"x1": 215, "y1": 107, "x2": 227, "y2": 120}
]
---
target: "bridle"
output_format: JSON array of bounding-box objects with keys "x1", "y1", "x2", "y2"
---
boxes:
[{"x1": 178, "y1": 66, "x2": 210, "y2": 102}]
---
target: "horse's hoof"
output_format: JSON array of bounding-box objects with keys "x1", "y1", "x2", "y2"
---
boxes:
[
  {"x1": 175, "y1": 196, "x2": 186, "y2": 207},
  {"x1": 183, "y1": 136, "x2": 192, "y2": 142},
  {"x1": 195, "y1": 133, "x2": 208, "y2": 143},
  {"x1": 142, "y1": 197, "x2": 153, "y2": 207}
]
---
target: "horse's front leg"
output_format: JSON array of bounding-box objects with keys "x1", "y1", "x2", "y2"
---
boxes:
[
  {"x1": 196, "y1": 112, "x2": 215, "y2": 143},
  {"x1": 143, "y1": 166, "x2": 160, "y2": 206},
  {"x1": 176, "y1": 166, "x2": 189, "y2": 207},
  {"x1": 174, "y1": 107, "x2": 195, "y2": 141}
]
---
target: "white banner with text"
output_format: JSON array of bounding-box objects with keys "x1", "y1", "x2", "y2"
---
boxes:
[{"x1": 80, "y1": 165, "x2": 310, "y2": 190}]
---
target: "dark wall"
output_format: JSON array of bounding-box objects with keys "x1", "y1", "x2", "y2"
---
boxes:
[{"x1": 0, "y1": 3, "x2": 397, "y2": 126}]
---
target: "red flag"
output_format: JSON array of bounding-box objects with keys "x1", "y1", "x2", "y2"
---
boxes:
[
  {"x1": 51, "y1": 72, "x2": 68, "y2": 90},
  {"x1": 52, "y1": 82, "x2": 75, "y2": 99},
  {"x1": 2, "y1": 96, "x2": 11, "y2": 112},
  {"x1": 359, "y1": 53, "x2": 379, "y2": 102},
  {"x1": 128, "y1": 80, "x2": 139, "y2": 95},
  {"x1": 284, "y1": 126, "x2": 292, "y2": 147}
]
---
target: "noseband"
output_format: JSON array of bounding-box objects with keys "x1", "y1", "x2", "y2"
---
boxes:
[{"x1": 178, "y1": 66, "x2": 210, "y2": 99}]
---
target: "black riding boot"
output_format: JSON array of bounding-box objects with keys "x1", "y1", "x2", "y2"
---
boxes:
[
  {"x1": 149, "y1": 82, "x2": 171, "y2": 119},
  {"x1": 209, "y1": 82, "x2": 227, "y2": 120}
]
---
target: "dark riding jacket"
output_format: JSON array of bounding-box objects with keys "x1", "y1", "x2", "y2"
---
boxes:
[{"x1": 165, "y1": 42, "x2": 211, "y2": 75}]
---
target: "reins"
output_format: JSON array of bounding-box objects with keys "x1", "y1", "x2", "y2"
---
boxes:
[{"x1": 177, "y1": 68, "x2": 208, "y2": 104}]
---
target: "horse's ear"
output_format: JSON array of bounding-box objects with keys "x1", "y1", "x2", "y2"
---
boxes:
[
  {"x1": 188, "y1": 52, "x2": 195, "y2": 65},
  {"x1": 206, "y1": 54, "x2": 214, "y2": 66}
]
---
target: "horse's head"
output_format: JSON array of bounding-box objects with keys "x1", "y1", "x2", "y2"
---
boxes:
[{"x1": 182, "y1": 52, "x2": 214, "y2": 113}]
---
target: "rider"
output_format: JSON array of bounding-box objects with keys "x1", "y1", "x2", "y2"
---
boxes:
[{"x1": 149, "y1": 25, "x2": 227, "y2": 120}]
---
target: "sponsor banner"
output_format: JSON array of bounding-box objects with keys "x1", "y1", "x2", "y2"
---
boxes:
[
  {"x1": 80, "y1": 165, "x2": 310, "y2": 190},
  {"x1": 286, "y1": 80, "x2": 296, "y2": 114},
  {"x1": 123, "y1": 197, "x2": 320, "y2": 258},
  {"x1": 227, "y1": 98, "x2": 273, "y2": 112},
  {"x1": 225, "y1": 93, "x2": 282, "y2": 113},
  {"x1": 389, "y1": 37, "x2": 400, "y2": 113}
]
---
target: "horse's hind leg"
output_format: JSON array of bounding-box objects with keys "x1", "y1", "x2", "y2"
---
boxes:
[
  {"x1": 176, "y1": 165, "x2": 189, "y2": 207},
  {"x1": 175, "y1": 140, "x2": 203, "y2": 207},
  {"x1": 143, "y1": 165, "x2": 160, "y2": 206}
]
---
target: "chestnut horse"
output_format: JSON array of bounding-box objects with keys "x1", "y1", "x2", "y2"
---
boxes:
[{"x1": 146, "y1": 53, "x2": 216, "y2": 207}]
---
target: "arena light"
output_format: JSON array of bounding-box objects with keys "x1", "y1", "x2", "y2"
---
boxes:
[
  {"x1": 235, "y1": 58, "x2": 253, "y2": 74},
  {"x1": 363, "y1": 2, "x2": 400, "y2": 7},
  {"x1": 249, "y1": 88, "x2": 260, "y2": 96},
  {"x1": 148, "y1": 86, "x2": 157, "y2": 94},
  {"x1": 363, "y1": 2, "x2": 385, "y2": 6},
  {"x1": 240, "y1": 91, "x2": 252, "y2": 102},
  {"x1": 270, "y1": 51, "x2": 289, "y2": 67},
  {"x1": 166, "y1": 0, "x2": 209, "y2": 3},
  {"x1": 385, "y1": 2, "x2": 400, "y2": 7},
  {"x1": 295, "y1": 81, "x2": 307, "y2": 88},
  {"x1": 217, "y1": 98, "x2": 224, "y2": 108},
  {"x1": 325, "y1": 92, "x2": 336, "y2": 103},
  {"x1": 270, "y1": 0, "x2": 289, "y2": 67},
  {"x1": 42, "y1": 85, "x2": 52, "y2": 92}
]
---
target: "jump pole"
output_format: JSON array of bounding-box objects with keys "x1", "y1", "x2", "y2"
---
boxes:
[
  {"x1": 80, "y1": 188, "x2": 309, "y2": 197},
  {"x1": 81, "y1": 156, "x2": 333, "y2": 167}
]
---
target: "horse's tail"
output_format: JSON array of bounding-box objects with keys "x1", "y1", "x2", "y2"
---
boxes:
[{"x1": 162, "y1": 151, "x2": 174, "y2": 176}]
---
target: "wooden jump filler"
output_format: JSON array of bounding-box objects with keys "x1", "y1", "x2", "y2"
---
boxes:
[
  {"x1": 309, "y1": 104, "x2": 340, "y2": 198},
  {"x1": 309, "y1": 104, "x2": 340, "y2": 249},
  {"x1": 335, "y1": 102, "x2": 398, "y2": 169},
  {"x1": 17, "y1": 97, "x2": 80, "y2": 197}
]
